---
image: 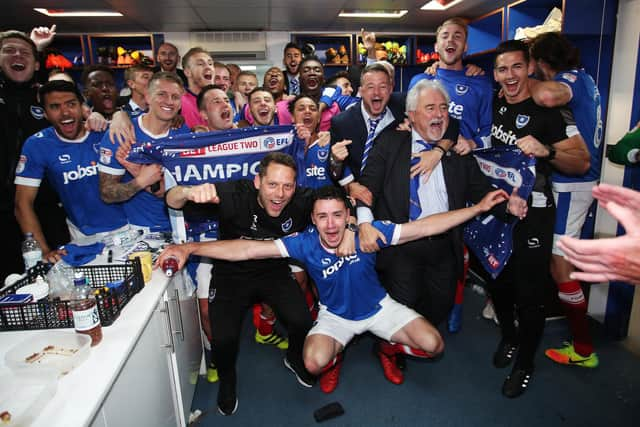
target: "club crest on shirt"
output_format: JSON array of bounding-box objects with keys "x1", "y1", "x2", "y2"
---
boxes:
[
  {"x1": 561, "y1": 72, "x2": 577, "y2": 83},
  {"x1": 30, "y1": 105, "x2": 44, "y2": 120},
  {"x1": 455, "y1": 84, "x2": 469, "y2": 95},
  {"x1": 515, "y1": 114, "x2": 530, "y2": 129},
  {"x1": 250, "y1": 214, "x2": 258, "y2": 231},
  {"x1": 317, "y1": 147, "x2": 329, "y2": 162},
  {"x1": 100, "y1": 147, "x2": 113, "y2": 165},
  {"x1": 281, "y1": 217, "x2": 293, "y2": 233},
  {"x1": 16, "y1": 155, "x2": 27, "y2": 174}
]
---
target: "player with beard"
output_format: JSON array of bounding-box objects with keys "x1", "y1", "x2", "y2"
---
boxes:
[
  {"x1": 488, "y1": 40, "x2": 589, "y2": 398},
  {"x1": 237, "y1": 87, "x2": 280, "y2": 127},
  {"x1": 282, "y1": 42, "x2": 302, "y2": 96},
  {"x1": 154, "y1": 42, "x2": 188, "y2": 87},
  {"x1": 528, "y1": 32, "x2": 603, "y2": 369},
  {"x1": 81, "y1": 65, "x2": 119, "y2": 120},
  {"x1": 14, "y1": 80, "x2": 128, "y2": 259},
  {"x1": 98, "y1": 72, "x2": 190, "y2": 233}
]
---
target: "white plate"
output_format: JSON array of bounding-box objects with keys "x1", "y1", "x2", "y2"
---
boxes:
[
  {"x1": 0, "y1": 371, "x2": 57, "y2": 426},
  {"x1": 4, "y1": 331, "x2": 91, "y2": 377}
]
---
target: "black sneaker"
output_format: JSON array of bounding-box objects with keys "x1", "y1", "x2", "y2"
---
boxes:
[
  {"x1": 284, "y1": 357, "x2": 316, "y2": 387},
  {"x1": 493, "y1": 340, "x2": 518, "y2": 368},
  {"x1": 217, "y1": 380, "x2": 238, "y2": 416},
  {"x1": 502, "y1": 366, "x2": 534, "y2": 398}
]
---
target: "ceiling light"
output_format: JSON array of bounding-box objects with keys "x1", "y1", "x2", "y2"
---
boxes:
[
  {"x1": 34, "y1": 8, "x2": 123, "y2": 17},
  {"x1": 420, "y1": 0, "x2": 465, "y2": 11},
  {"x1": 339, "y1": 10, "x2": 408, "y2": 19}
]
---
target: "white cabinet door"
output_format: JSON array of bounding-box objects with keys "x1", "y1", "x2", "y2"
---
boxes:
[
  {"x1": 94, "y1": 303, "x2": 177, "y2": 427},
  {"x1": 165, "y1": 271, "x2": 202, "y2": 427}
]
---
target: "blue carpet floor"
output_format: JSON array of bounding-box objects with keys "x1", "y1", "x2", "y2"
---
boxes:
[{"x1": 190, "y1": 287, "x2": 640, "y2": 427}]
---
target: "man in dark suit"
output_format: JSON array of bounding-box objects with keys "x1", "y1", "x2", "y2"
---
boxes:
[
  {"x1": 154, "y1": 42, "x2": 188, "y2": 88},
  {"x1": 329, "y1": 63, "x2": 455, "y2": 205},
  {"x1": 358, "y1": 79, "x2": 526, "y2": 385},
  {"x1": 282, "y1": 42, "x2": 302, "y2": 96}
]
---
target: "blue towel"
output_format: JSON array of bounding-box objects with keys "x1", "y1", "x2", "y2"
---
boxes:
[{"x1": 61, "y1": 242, "x2": 106, "y2": 266}]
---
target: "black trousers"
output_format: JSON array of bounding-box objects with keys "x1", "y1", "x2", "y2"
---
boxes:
[
  {"x1": 376, "y1": 236, "x2": 458, "y2": 326},
  {"x1": 486, "y1": 204, "x2": 555, "y2": 369},
  {"x1": 209, "y1": 270, "x2": 312, "y2": 385}
]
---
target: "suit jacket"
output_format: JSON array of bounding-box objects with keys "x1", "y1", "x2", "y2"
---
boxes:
[
  {"x1": 283, "y1": 71, "x2": 298, "y2": 96},
  {"x1": 329, "y1": 92, "x2": 406, "y2": 182},
  {"x1": 359, "y1": 127, "x2": 509, "y2": 276}
]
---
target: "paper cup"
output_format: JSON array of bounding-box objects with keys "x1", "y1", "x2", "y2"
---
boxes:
[{"x1": 129, "y1": 251, "x2": 152, "y2": 283}]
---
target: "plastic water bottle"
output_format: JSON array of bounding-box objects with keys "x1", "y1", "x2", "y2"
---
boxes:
[
  {"x1": 102, "y1": 229, "x2": 144, "y2": 249},
  {"x1": 21, "y1": 232, "x2": 42, "y2": 271},
  {"x1": 161, "y1": 256, "x2": 179, "y2": 277},
  {"x1": 70, "y1": 271, "x2": 103, "y2": 346}
]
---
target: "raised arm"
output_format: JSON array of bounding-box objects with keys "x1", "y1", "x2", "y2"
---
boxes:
[
  {"x1": 396, "y1": 189, "x2": 508, "y2": 245},
  {"x1": 155, "y1": 239, "x2": 282, "y2": 271},
  {"x1": 165, "y1": 183, "x2": 220, "y2": 209},
  {"x1": 529, "y1": 79, "x2": 572, "y2": 108}
]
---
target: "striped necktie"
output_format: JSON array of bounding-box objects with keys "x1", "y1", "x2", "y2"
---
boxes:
[
  {"x1": 290, "y1": 77, "x2": 299, "y2": 95},
  {"x1": 409, "y1": 140, "x2": 433, "y2": 221},
  {"x1": 360, "y1": 117, "x2": 381, "y2": 174}
]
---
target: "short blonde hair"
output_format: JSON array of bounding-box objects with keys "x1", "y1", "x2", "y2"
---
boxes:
[{"x1": 436, "y1": 17, "x2": 469, "y2": 40}]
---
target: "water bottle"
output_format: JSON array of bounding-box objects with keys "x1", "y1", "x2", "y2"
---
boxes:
[
  {"x1": 161, "y1": 256, "x2": 179, "y2": 277},
  {"x1": 21, "y1": 232, "x2": 42, "y2": 271},
  {"x1": 69, "y1": 271, "x2": 103, "y2": 346},
  {"x1": 103, "y1": 229, "x2": 144, "y2": 248}
]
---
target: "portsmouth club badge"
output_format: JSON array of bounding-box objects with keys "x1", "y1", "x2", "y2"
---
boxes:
[
  {"x1": 100, "y1": 147, "x2": 113, "y2": 165},
  {"x1": 515, "y1": 114, "x2": 530, "y2": 129},
  {"x1": 455, "y1": 84, "x2": 469, "y2": 95},
  {"x1": 281, "y1": 217, "x2": 293, "y2": 233},
  {"x1": 30, "y1": 105, "x2": 45, "y2": 120}
]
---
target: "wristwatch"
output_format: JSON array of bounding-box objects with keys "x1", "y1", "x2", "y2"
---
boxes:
[
  {"x1": 546, "y1": 145, "x2": 556, "y2": 161},
  {"x1": 345, "y1": 223, "x2": 358, "y2": 233}
]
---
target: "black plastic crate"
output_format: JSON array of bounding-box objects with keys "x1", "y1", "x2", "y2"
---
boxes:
[{"x1": 0, "y1": 259, "x2": 143, "y2": 331}]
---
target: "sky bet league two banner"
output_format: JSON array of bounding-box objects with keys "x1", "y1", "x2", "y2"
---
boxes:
[
  {"x1": 127, "y1": 125, "x2": 299, "y2": 185},
  {"x1": 126, "y1": 125, "x2": 300, "y2": 239},
  {"x1": 464, "y1": 146, "x2": 536, "y2": 278}
]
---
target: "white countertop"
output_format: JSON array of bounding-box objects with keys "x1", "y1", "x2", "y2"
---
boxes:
[{"x1": 0, "y1": 269, "x2": 171, "y2": 427}]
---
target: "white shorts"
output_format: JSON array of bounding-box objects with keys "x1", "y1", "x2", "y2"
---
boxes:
[
  {"x1": 552, "y1": 183, "x2": 596, "y2": 256},
  {"x1": 195, "y1": 257, "x2": 213, "y2": 299},
  {"x1": 308, "y1": 294, "x2": 421, "y2": 346}
]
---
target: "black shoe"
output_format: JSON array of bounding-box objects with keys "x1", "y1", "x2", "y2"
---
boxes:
[
  {"x1": 217, "y1": 380, "x2": 238, "y2": 416},
  {"x1": 493, "y1": 340, "x2": 518, "y2": 368},
  {"x1": 284, "y1": 357, "x2": 316, "y2": 387},
  {"x1": 502, "y1": 366, "x2": 534, "y2": 398},
  {"x1": 395, "y1": 353, "x2": 407, "y2": 371}
]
